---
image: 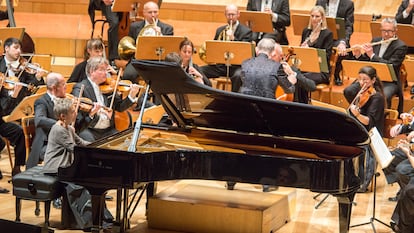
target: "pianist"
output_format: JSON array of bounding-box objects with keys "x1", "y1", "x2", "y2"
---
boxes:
[{"x1": 72, "y1": 57, "x2": 141, "y2": 141}]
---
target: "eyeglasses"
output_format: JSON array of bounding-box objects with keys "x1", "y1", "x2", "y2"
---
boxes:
[
  {"x1": 380, "y1": 29, "x2": 395, "y2": 34},
  {"x1": 226, "y1": 13, "x2": 237, "y2": 17}
]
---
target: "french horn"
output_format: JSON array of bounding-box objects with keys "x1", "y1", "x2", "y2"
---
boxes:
[
  {"x1": 199, "y1": 20, "x2": 233, "y2": 63},
  {"x1": 118, "y1": 36, "x2": 136, "y2": 60}
]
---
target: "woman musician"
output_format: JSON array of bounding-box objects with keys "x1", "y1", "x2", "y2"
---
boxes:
[
  {"x1": 299, "y1": 6, "x2": 333, "y2": 86},
  {"x1": 178, "y1": 39, "x2": 211, "y2": 86},
  {"x1": 344, "y1": 66, "x2": 386, "y2": 192}
]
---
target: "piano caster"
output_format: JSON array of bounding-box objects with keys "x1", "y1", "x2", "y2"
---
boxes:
[{"x1": 226, "y1": 181, "x2": 236, "y2": 190}]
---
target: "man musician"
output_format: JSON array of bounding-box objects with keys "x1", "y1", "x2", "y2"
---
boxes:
[
  {"x1": 128, "y1": 1, "x2": 173, "y2": 41},
  {"x1": 200, "y1": 4, "x2": 252, "y2": 79}
]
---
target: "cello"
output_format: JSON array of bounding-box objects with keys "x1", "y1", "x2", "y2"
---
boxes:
[{"x1": 5, "y1": 0, "x2": 35, "y2": 54}]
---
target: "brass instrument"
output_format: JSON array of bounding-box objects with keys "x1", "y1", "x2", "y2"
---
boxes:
[
  {"x1": 118, "y1": 36, "x2": 136, "y2": 60},
  {"x1": 138, "y1": 17, "x2": 160, "y2": 37},
  {"x1": 199, "y1": 20, "x2": 233, "y2": 62}
]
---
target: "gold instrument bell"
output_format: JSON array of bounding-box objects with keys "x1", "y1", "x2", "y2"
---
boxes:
[
  {"x1": 118, "y1": 36, "x2": 136, "y2": 60},
  {"x1": 199, "y1": 21, "x2": 233, "y2": 62}
]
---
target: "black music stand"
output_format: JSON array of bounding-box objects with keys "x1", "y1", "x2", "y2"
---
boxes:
[
  {"x1": 238, "y1": 10, "x2": 273, "y2": 33},
  {"x1": 205, "y1": 40, "x2": 254, "y2": 90},
  {"x1": 0, "y1": 27, "x2": 24, "y2": 54},
  {"x1": 350, "y1": 127, "x2": 392, "y2": 232},
  {"x1": 135, "y1": 36, "x2": 185, "y2": 61}
]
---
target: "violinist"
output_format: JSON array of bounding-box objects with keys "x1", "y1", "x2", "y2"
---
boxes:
[
  {"x1": 344, "y1": 65, "x2": 386, "y2": 192},
  {"x1": 26, "y1": 72, "x2": 68, "y2": 169},
  {"x1": 347, "y1": 18, "x2": 407, "y2": 114},
  {"x1": 0, "y1": 37, "x2": 45, "y2": 100},
  {"x1": 72, "y1": 57, "x2": 141, "y2": 142},
  {"x1": 67, "y1": 38, "x2": 116, "y2": 83}
]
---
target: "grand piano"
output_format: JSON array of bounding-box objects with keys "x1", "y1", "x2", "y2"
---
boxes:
[{"x1": 59, "y1": 60, "x2": 370, "y2": 233}]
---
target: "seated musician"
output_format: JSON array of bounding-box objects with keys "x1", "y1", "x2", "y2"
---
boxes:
[
  {"x1": 300, "y1": 6, "x2": 333, "y2": 86},
  {"x1": 346, "y1": 18, "x2": 407, "y2": 114},
  {"x1": 88, "y1": 0, "x2": 121, "y2": 65},
  {"x1": 26, "y1": 73, "x2": 68, "y2": 169},
  {"x1": 389, "y1": 139, "x2": 414, "y2": 233},
  {"x1": 343, "y1": 66, "x2": 386, "y2": 192},
  {"x1": 67, "y1": 38, "x2": 115, "y2": 83},
  {"x1": 178, "y1": 39, "x2": 211, "y2": 86},
  {"x1": 0, "y1": 37, "x2": 45, "y2": 98},
  {"x1": 246, "y1": 0, "x2": 290, "y2": 45},
  {"x1": 237, "y1": 38, "x2": 296, "y2": 99},
  {"x1": 315, "y1": 0, "x2": 355, "y2": 86},
  {"x1": 42, "y1": 97, "x2": 113, "y2": 229},
  {"x1": 72, "y1": 57, "x2": 141, "y2": 141},
  {"x1": 200, "y1": 4, "x2": 252, "y2": 79},
  {"x1": 128, "y1": 1, "x2": 174, "y2": 41},
  {"x1": 0, "y1": 37, "x2": 46, "y2": 177}
]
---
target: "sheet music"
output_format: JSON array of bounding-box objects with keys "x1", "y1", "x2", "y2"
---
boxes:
[{"x1": 369, "y1": 127, "x2": 394, "y2": 169}]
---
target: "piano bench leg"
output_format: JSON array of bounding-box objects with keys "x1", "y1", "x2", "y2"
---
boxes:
[
  {"x1": 44, "y1": 200, "x2": 51, "y2": 228},
  {"x1": 15, "y1": 197, "x2": 21, "y2": 222}
]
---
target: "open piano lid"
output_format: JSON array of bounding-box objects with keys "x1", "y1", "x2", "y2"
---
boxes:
[{"x1": 133, "y1": 60, "x2": 369, "y2": 146}]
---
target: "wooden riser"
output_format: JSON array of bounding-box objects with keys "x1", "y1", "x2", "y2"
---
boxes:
[{"x1": 148, "y1": 180, "x2": 294, "y2": 233}]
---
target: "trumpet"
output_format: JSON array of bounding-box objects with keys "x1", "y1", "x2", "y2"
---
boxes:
[{"x1": 340, "y1": 37, "x2": 398, "y2": 53}]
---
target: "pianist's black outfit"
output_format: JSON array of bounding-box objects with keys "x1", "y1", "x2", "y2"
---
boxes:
[{"x1": 344, "y1": 80, "x2": 385, "y2": 192}]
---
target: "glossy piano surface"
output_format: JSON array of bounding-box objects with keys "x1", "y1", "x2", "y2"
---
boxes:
[{"x1": 59, "y1": 60, "x2": 370, "y2": 233}]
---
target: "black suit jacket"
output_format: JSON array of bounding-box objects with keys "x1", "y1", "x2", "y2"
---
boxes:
[
  {"x1": 72, "y1": 78, "x2": 134, "y2": 132},
  {"x1": 315, "y1": 0, "x2": 354, "y2": 46},
  {"x1": 247, "y1": 0, "x2": 290, "y2": 45},
  {"x1": 396, "y1": 0, "x2": 414, "y2": 24},
  {"x1": 214, "y1": 23, "x2": 252, "y2": 42},
  {"x1": 67, "y1": 60, "x2": 87, "y2": 83},
  {"x1": 128, "y1": 20, "x2": 174, "y2": 41},
  {"x1": 26, "y1": 94, "x2": 57, "y2": 168}
]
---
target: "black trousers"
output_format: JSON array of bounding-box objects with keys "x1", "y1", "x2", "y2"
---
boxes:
[{"x1": 0, "y1": 121, "x2": 26, "y2": 166}]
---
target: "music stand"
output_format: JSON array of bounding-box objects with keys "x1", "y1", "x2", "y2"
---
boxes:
[
  {"x1": 2, "y1": 93, "x2": 42, "y2": 123},
  {"x1": 342, "y1": 60, "x2": 397, "y2": 82},
  {"x1": 0, "y1": 0, "x2": 17, "y2": 7},
  {"x1": 0, "y1": 27, "x2": 25, "y2": 54},
  {"x1": 371, "y1": 22, "x2": 414, "y2": 47},
  {"x1": 281, "y1": 46, "x2": 328, "y2": 73},
  {"x1": 135, "y1": 36, "x2": 185, "y2": 60},
  {"x1": 239, "y1": 10, "x2": 273, "y2": 33},
  {"x1": 291, "y1": 14, "x2": 345, "y2": 40}
]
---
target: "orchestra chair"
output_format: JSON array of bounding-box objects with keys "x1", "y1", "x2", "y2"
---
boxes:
[
  {"x1": 21, "y1": 116, "x2": 36, "y2": 160},
  {"x1": 90, "y1": 10, "x2": 109, "y2": 39},
  {"x1": 0, "y1": 136, "x2": 14, "y2": 171},
  {"x1": 383, "y1": 108, "x2": 399, "y2": 147},
  {"x1": 311, "y1": 48, "x2": 338, "y2": 104},
  {"x1": 213, "y1": 77, "x2": 232, "y2": 91}
]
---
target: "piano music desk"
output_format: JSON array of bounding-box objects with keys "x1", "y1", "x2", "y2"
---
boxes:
[{"x1": 148, "y1": 180, "x2": 295, "y2": 233}]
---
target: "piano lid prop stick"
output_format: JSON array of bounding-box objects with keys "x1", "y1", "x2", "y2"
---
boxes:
[{"x1": 128, "y1": 82, "x2": 151, "y2": 152}]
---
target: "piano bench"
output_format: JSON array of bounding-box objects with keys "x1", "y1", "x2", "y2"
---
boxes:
[{"x1": 12, "y1": 166, "x2": 63, "y2": 228}]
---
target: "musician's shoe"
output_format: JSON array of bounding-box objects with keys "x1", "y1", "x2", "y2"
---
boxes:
[
  {"x1": 388, "y1": 196, "x2": 398, "y2": 202},
  {"x1": 105, "y1": 195, "x2": 114, "y2": 201},
  {"x1": 52, "y1": 198, "x2": 62, "y2": 209},
  {"x1": 0, "y1": 187, "x2": 9, "y2": 194},
  {"x1": 390, "y1": 221, "x2": 401, "y2": 233},
  {"x1": 410, "y1": 85, "x2": 414, "y2": 95},
  {"x1": 0, "y1": 170, "x2": 2, "y2": 179},
  {"x1": 262, "y1": 185, "x2": 278, "y2": 192},
  {"x1": 334, "y1": 78, "x2": 343, "y2": 86}
]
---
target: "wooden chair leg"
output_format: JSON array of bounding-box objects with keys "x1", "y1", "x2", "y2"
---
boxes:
[{"x1": 5, "y1": 138, "x2": 13, "y2": 171}]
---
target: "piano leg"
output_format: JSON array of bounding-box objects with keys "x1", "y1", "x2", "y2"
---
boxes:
[
  {"x1": 335, "y1": 191, "x2": 356, "y2": 233},
  {"x1": 89, "y1": 188, "x2": 107, "y2": 233}
]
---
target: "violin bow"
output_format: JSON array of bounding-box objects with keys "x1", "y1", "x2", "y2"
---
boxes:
[
  {"x1": 72, "y1": 84, "x2": 85, "y2": 127},
  {"x1": 108, "y1": 67, "x2": 123, "y2": 111}
]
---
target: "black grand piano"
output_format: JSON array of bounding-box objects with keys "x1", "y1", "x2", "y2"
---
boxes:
[{"x1": 59, "y1": 60, "x2": 370, "y2": 233}]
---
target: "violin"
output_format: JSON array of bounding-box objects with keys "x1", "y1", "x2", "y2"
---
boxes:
[
  {"x1": 66, "y1": 94, "x2": 111, "y2": 113},
  {"x1": 274, "y1": 47, "x2": 295, "y2": 101},
  {"x1": 100, "y1": 76, "x2": 144, "y2": 94},
  {"x1": 355, "y1": 85, "x2": 376, "y2": 109},
  {"x1": 0, "y1": 73, "x2": 38, "y2": 94}
]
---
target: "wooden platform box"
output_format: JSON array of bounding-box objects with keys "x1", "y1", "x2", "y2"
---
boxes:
[{"x1": 148, "y1": 181, "x2": 291, "y2": 233}]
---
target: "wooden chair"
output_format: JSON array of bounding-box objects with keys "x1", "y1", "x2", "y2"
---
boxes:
[
  {"x1": 312, "y1": 48, "x2": 338, "y2": 103},
  {"x1": 383, "y1": 108, "x2": 399, "y2": 146},
  {"x1": 0, "y1": 136, "x2": 14, "y2": 171},
  {"x1": 21, "y1": 116, "x2": 36, "y2": 160}
]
